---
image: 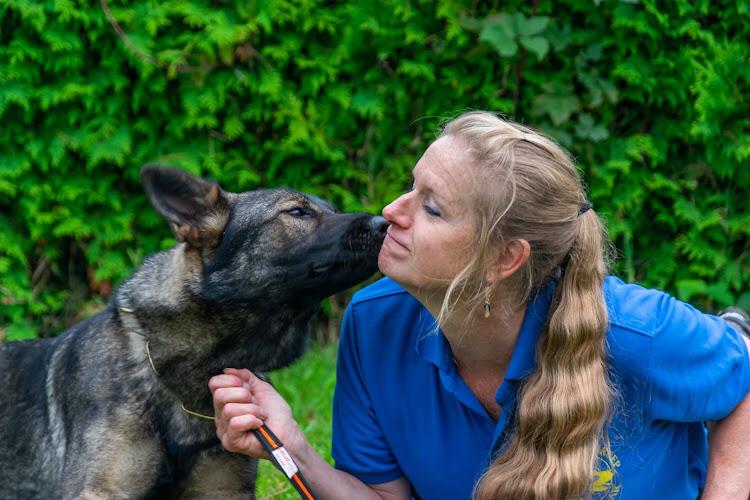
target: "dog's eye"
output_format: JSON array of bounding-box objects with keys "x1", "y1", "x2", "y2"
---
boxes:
[{"x1": 287, "y1": 207, "x2": 312, "y2": 218}]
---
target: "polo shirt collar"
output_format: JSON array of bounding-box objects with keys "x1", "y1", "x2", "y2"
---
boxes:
[
  {"x1": 414, "y1": 282, "x2": 556, "y2": 382},
  {"x1": 414, "y1": 307, "x2": 453, "y2": 371}
]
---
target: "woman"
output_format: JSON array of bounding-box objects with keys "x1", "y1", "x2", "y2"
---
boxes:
[{"x1": 210, "y1": 112, "x2": 750, "y2": 499}]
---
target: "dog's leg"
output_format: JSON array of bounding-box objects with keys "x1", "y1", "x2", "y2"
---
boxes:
[{"x1": 177, "y1": 447, "x2": 257, "y2": 499}]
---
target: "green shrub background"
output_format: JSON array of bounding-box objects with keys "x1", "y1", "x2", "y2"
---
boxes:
[{"x1": 1, "y1": 0, "x2": 749, "y2": 341}]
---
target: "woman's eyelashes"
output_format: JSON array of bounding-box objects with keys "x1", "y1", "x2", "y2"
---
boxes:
[
  {"x1": 408, "y1": 178, "x2": 442, "y2": 217},
  {"x1": 423, "y1": 204, "x2": 442, "y2": 217}
]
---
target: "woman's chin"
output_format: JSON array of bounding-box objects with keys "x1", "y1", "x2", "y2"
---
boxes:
[
  {"x1": 377, "y1": 253, "x2": 396, "y2": 278},
  {"x1": 379, "y1": 253, "x2": 407, "y2": 284}
]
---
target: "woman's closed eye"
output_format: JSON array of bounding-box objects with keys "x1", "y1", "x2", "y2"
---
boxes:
[{"x1": 423, "y1": 204, "x2": 441, "y2": 217}]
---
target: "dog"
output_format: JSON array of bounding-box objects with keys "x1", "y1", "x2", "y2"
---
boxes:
[{"x1": 0, "y1": 166, "x2": 387, "y2": 499}]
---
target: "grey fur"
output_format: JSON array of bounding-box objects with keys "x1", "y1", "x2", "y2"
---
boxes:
[{"x1": 0, "y1": 166, "x2": 386, "y2": 499}]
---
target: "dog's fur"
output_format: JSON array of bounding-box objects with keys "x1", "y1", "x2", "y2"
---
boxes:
[{"x1": 0, "y1": 166, "x2": 386, "y2": 499}]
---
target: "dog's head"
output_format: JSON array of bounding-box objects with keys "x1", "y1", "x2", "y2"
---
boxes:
[{"x1": 140, "y1": 165, "x2": 386, "y2": 309}]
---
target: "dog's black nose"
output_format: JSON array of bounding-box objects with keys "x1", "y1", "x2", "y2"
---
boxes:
[{"x1": 369, "y1": 216, "x2": 389, "y2": 236}]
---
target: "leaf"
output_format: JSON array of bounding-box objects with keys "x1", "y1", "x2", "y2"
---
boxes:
[
  {"x1": 724, "y1": 261, "x2": 744, "y2": 291},
  {"x1": 517, "y1": 16, "x2": 550, "y2": 37},
  {"x1": 519, "y1": 36, "x2": 549, "y2": 60},
  {"x1": 6, "y1": 321, "x2": 38, "y2": 342},
  {"x1": 676, "y1": 279, "x2": 708, "y2": 302},
  {"x1": 351, "y1": 89, "x2": 384, "y2": 119},
  {"x1": 673, "y1": 198, "x2": 703, "y2": 224},
  {"x1": 0, "y1": 84, "x2": 32, "y2": 118},
  {"x1": 223, "y1": 116, "x2": 245, "y2": 140},
  {"x1": 531, "y1": 87, "x2": 581, "y2": 126},
  {"x1": 397, "y1": 60, "x2": 436, "y2": 83},
  {"x1": 706, "y1": 282, "x2": 735, "y2": 307},
  {"x1": 575, "y1": 113, "x2": 609, "y2": 142},
  {"x1": 457, "y1": 14, "x2": 483, "y2": 33},
  {"x1": 737, "y1": 292, "x2": 750, "y2": 312},
  {"x1": 480, "y1": 22, "x2": 517, "y2": 57},
  {"x1": 546, "y1": 23, "x2": 572, "y2": 52},
  {"x1": 600, "y1": 78, "x2": 619, "y2": 103},
  {"x1": 484, "y1": 13, "x2": 515, "y2": 37}
]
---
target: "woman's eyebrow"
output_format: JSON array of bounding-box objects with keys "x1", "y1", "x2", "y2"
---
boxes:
[{"x1": 412, "y1": 171, "x2": 450, "y2": 208}]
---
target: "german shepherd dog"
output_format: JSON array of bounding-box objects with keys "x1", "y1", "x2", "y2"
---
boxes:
[{"x1": 0, "y1": 166, "x2": 387, "y2": 498}]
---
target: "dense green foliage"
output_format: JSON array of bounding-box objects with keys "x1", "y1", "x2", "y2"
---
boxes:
[{"x1": 1, "y1": 0, "x2": 749, "y2": 340}]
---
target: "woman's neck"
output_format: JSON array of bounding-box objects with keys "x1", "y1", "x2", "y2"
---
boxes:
[{"x1": 415, "y1": 287, "x2": 527, "y2": 371}]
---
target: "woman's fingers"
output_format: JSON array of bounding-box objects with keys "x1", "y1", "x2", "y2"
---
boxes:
[
  {"x1": 221, "y1": 402, "x2": 267, "y2": 421},
  {"x1": 212, "y1": 385, "x2": 254, "y2": 435},
  {"x1": 224, "y1": 367, "x2": 254, "y2": 382},
  {"x1": 221, "y1": 414, "x2": 268, "y2": 457},
  {"x1": 228, "y1": 413, "x2": 264, "y2": 432},
  {"x1": 211, "y1": 368, "x2": 289, "y2": 459},
  {"x1": 220, "y1": 368, "x2": 259, "y2": 401},
  {"x1": 208, "y1": 374, "x2": 244, "y2": 394},
  {"x1": 213, "y1": 387, "x2": 254, "y2": 405},
  {"x1": 219, "y1": 369, "x2": 276, "y2": 401}
]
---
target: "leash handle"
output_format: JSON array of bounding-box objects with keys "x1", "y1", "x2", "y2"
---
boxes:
[{"x1": 253, "y1": 423, "x2": 317, "y2": 500}]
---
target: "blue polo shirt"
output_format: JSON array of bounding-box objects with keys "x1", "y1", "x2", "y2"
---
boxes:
[{"x1": 331, "y1": 277, "x2": 750, "y2": 499}]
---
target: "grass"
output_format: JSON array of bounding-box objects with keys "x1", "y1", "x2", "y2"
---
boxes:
[{"x1": 255, "y1": 341, "x2": 338, "y2": 499}]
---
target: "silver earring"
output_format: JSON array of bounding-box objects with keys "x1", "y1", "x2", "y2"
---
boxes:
[{"x1": 483, "y1": 286, "x2": 491, "y2": 319}]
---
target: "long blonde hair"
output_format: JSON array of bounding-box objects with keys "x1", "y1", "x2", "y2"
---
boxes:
[{"x1": 439, "y1": 112, "x2": 614, "y2": 499}]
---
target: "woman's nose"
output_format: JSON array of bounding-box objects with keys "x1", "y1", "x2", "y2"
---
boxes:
[{"x1": 382, "y1": 192, "x2": 412, "y2": 228}]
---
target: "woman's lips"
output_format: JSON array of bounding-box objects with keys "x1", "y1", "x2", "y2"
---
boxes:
[{"x1": 384, "y1": 231, "x2": 409, "y2": 252}]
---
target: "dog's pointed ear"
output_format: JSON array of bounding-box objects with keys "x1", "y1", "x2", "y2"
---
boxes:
[{"x1": 140, "y1": 165, "x2": 231, "y2": 249}]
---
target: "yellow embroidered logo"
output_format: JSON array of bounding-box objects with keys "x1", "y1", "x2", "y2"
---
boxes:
[{"x1": 592, "y1": 447, "x2": 621, "y2": 497}]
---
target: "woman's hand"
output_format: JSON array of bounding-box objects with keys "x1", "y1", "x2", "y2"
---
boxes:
[
  {"x1": 209, "y1": 368, "x2": 304, "y2": 458},
  {"x1": 210, "y1": 369, "x2": 411, "y2": 500}
]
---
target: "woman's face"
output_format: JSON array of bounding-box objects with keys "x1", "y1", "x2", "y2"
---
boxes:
[{"x1": 379, "y1": 135, "x2": 477, "y2": 292}]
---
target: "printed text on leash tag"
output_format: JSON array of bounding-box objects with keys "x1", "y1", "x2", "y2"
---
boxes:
[{"x1": 272, "y1": 446, "x2": 299, "y2": 478}]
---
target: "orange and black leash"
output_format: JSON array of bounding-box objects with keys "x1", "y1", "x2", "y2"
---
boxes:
[
  {"x1": 179, "y1": 402, "x2": 317, "y2": 499},
  {"x1": 253, "y1": 423, "x2": 317, "y2": 500}
]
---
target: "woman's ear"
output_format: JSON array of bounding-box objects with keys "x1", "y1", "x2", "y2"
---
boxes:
[{"x1": 485, "y1": 239, "x2": 531, "y2": 284}]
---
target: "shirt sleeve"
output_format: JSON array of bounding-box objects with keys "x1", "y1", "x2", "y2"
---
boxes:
[
  {"x1": 331, "y1": 303, "x2": 404, "y2": 484},
  {"x1": 646, "y1": 296, "x2": 750, "y2": 423}
]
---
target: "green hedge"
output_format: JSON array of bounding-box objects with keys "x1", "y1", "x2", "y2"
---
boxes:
[{"x1": 1, "y1": 0, "x2": 749, "y2": 341}]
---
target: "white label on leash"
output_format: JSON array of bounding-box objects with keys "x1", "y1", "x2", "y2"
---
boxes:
[{"x1": 272, "y1": 446, "x2": 299, "y2": 478}]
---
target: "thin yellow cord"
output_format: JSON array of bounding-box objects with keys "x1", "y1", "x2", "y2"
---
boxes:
[
  {"x1": 145, "y1": 340, "x2": 215, "y2": 421},
  {"x1": 180, "y1": 403, "x2": 215, "y2": 421},
  {"x1": 144, "y1": 341, "x2": 159, "y2": 375}
]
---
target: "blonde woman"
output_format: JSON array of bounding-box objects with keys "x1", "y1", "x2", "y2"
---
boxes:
[{"x1": 210, "y1": 112, "x2": 750, "y2": 499}]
